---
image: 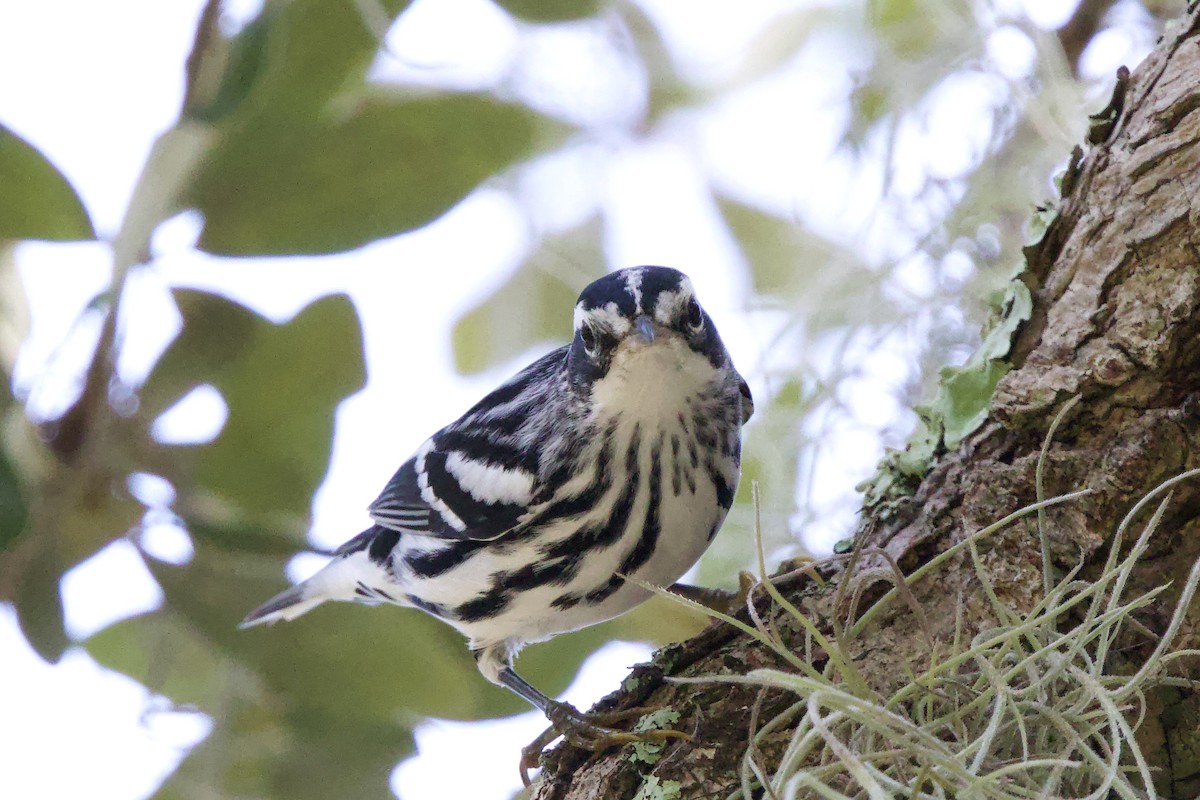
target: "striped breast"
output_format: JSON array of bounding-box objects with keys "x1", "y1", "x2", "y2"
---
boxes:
[{"x1": 392, "y1": 335, "x2": 744, "y2": 647}]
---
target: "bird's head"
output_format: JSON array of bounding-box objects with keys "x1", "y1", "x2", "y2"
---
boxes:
[{"x1": 567, "y1": 266, "x2": 728, "y2": 391}]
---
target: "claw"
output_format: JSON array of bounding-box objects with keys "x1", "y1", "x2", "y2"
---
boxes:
[
  {"x1": 518, "y1": 703, "x2": 693, "y2": 786},
  {"x1": 669, "y1": 571, "x2": 759, "y2": 613}
]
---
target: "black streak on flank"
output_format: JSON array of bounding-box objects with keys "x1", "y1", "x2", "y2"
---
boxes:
[
  {"x1": 694, "y1": 420, "x2": 718, "y2": 451},
  {"x1": 355, "y1": 582, "x2": 396, "y2": 602},
  {"x1": 584, "y1": 434, "x2": 663, "y2": 606},
  {"x1": 526, "y1": 419, "x2": 618, "y2": 530},
  {"x1": 405, "y1": 540, "x2": 484, "y2": 578},
  {"x1": 455, "y1": 588, "x2": 513, "y2": 622},
  {"x1": 618, "y1": 433, "x2": 664, "y2": 577},
  {"x1": 543, "y1": 423, "x2": 641, "y2": 558},
  {"x1": 708, "y1": 457, "x2": 735, "y2": 509},
  {"x1": 584, "y1": 575, "x2": 623, "y2": 604},
  {"x1": 550, "y1": 593, "x2": 582, "y2": 610},
  {"x1": 406, "y1": 594, "x2": 447, "y2": 617},
  {"x1": 671, "y1": 435, "x2": 682, "y2": 496},
  {"x1": 498, "y1": 557, "x2": 575, "y2": 591}
]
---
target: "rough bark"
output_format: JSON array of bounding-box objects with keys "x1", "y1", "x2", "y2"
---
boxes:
[{"x1": 532, "y1": 6, "x2": 1200, "y2": 799}]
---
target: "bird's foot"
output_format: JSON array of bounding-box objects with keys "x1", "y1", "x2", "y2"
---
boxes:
[
  {"x1": 669, "y1": 570, "x2": 758, "y2": 614},
  {"x1": 519, "y1": 702, "x2": 690, "y2": 786}
]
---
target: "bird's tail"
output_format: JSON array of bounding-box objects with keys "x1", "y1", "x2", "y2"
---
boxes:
[
  {"x1": 239, "y1": 538, "x2": 394, "y2": 628},
  {"x1": 239, "y1": 583, "x2": 328, "y2": 628}
]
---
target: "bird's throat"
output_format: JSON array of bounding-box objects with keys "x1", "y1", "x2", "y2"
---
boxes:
[{"x1": 591, "y1": 337, "x2": 718, "y2": 423}]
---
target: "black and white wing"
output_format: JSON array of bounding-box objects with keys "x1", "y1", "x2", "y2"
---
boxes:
[
  {"x1": 737, "y1": 375, "x2": 754, "y2": 424},
  {"x1": 368, "y1": 349, "x2": 566, "y2": 541}
]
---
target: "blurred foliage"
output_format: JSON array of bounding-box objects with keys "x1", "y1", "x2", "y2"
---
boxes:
[
  {"x1": 452, "y1": 216, "x2": 606, "y2": 373},
  {"x1": 0, "y1": 0, "x2": 1175, "y2": 797},
  {"x1": 182, "y1": 0, "x2": 554, "y2": 255},
  {"x1": 494, "y1": 0, "x2": 603, "y2": 22},
  {"x1": 145, "y1": 290, "x2": 366, "y2": 522},
  {"x1": 191, "y1": 92, "x2": 552, "y2": 255},
  {"x1": 0, "y1": 371, "x2": 25, "y2": 552},
  {"x1": 0, "y1": 123, "x2": 94, "y2": 241}
]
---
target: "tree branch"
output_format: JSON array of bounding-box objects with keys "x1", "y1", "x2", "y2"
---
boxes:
[{"x1": 1057, "y1": 0, "x2": 1120, "y2": 76}]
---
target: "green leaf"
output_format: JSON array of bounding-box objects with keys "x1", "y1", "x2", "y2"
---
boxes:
[
  {"x1": 261, "y1": 712, "x2": 414, "y2": 800},
  {"x1": 185, "y1": 0, "x2": 556, "y2": 255},
  {"x1": 867, "y1": 0, "x2": 936, "y2": 58},
  {"x1": 452, "y1": 217, "x2": 605, "y2": 374},
  {"x1": 138, "y1": 289, "x2": 261, "y2": 419},
  {"x1": 190, "y1": 0, "x2": 414, "y2": 122},
  {"x1": 191, "y1": 93, "x2": 552, "y2": 256},
  {"x1": 623, "y1": 4, "x2": 699, "y2": 125},
  {"x1": 0, "y1": 124, "x2": 94, "y2": 241},
  {"x1": 86, "y1": 610, "x2": 227, "y2": 709},
  {"x1": 850, "y1": 81, "x2": 890, "y2": 130},
  {"x1": 493, "y1": 0, "x2": 603, "y2": 22},
  {"x1": 0, "y1": 445, "x2": 26, "y2": 552},
  {"x1": 1, "y1": 429, "x2": 142, "y2": 662},
  {"x1": 717, "y1": 195, "x2": 836, "y2": 297},
  {"x1": 186, "y1": 517, "x2": 313, "y2": 558},
  {"x1": 186, "y1": 7, "x2": 274, "y2": 123},
  {"x1": 14, "y1": 540, "x2": 68, "y2": 663},
  {"x1": 193, "y1": 294, "x2": 364, "y2": 518},
  {"x1": 0, "y1": 381, "x2": 27, "y2": 552},
  {"x1": 142, "y1": 290, "x2": 366, "y2": 523},
  {"x1": 88, "y1": 600, "x2": 416, "y2": 800},
  {"x1": 716, "y1": 195, "x2": 893, "y2": 332}
]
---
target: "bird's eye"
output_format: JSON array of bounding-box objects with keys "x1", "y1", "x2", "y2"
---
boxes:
[
  {"x1": 579, "y1": 324, "x2": 599, "y2": 355},
  {"x1": 685, "y1": 298, "x2": 704, "y2": 331}
]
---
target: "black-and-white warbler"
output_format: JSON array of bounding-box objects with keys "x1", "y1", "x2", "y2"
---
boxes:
[{"x1": 242, "y1": 265, "x2": 752, "y2": 771}]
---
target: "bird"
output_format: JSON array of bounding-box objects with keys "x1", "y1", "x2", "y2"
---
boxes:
[{"x1": 241, "y1": 265, "x2": 752, "y2": 773}]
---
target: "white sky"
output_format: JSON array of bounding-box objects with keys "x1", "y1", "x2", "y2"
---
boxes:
[{"x1": 0, "y1": 0, "x2": 1152, "y2": 798}]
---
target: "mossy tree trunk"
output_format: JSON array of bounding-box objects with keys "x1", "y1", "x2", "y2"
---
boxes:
[{"x1": 533, "y1": 6, "x2": 1200, "y2": 799}]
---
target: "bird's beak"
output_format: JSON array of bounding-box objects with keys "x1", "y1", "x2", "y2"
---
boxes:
[{"x1": 634, "y1": 315, "x2": 656, "y2": 343}]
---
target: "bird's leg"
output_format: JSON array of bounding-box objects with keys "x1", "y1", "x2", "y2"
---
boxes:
[
  {"x1": 499, "y1": 668, "x2": 689, "y2": 786},
  {"x1": 669, "y1": 570, "x2": 758, "y2": 614}
]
